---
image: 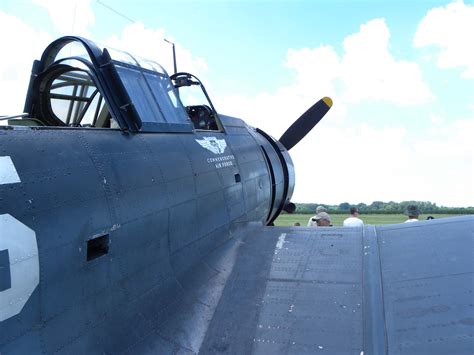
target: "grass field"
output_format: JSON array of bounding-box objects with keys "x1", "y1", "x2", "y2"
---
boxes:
[{"x1": 274, "y1": 213, "x2": 465, "y2": 226}]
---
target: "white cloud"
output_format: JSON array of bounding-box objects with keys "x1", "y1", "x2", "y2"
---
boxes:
[
  {"x1": 281, "y1": 18, "x2": 433, "y2": 108},
  {"x1": 341, "y1": 19, "x2": 433, "y2": 105},
  {"x1": 32, "y1": 0, "x2": 95, "y2": 37},
  {"x1": 0, "y1": 11, "x2": 51, "y2": 115},
  {"x1": 290, "y1": 123, "x2": 409, "y2": 204},
  {"x1": 219, "y1": 19, "x2": 433, "y2": 165},
  {"x1": 415, "y1": 117, "x2": 474, "y2": 158},
  {"x1": 0, "y1": 1, "x2": 96, "y2": 116},
  {"x1": 0, "y1": 12, "x2": 208, "y2": 115},
  {"x1": 411, "y1": 117, "x2": 474, "y2": 206},
  {"x1": 284, "y1": 45, "x2": 340, "y2": 98},
  {"x1": 414, "y1": 0, "x2": 474, "y2": 79},
  {"x1": 216, "y1": 18, "x2": 434, "y2": 142},
  {"x1": 0, "y1": 5, "x2": 471, "y2": 206},
  {"x1": 214, "y1": 17, "x2": 474, "y2": 207},
  {"x1": 217, "y1": 89, "x2": 474, "y2": 206},
  {"x1": 105, "y1": 22, "x2": 208, "y2": 78},
  {"x1": 287, "y1": 115, "x2": 474, "y2": 207}
]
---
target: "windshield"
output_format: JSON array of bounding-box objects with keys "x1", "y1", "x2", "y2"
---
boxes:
[
  {"x1": 107, "y1": 47, "x2": 190, "y2": 129},
  {"x1": 20, "y1": 36, "x2": 194, "y2": 132}
]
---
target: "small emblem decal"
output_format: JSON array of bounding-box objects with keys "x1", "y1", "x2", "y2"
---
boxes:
[{"x1": 195, "y1": 136, "x2": 227, "y2": 155}]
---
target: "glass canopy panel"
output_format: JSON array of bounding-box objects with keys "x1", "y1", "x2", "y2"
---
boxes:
[
  {"x1": 106, "y1": 47, "x2": 190, "y2": 129},
  {"x1": 114, "y1": 65, "x2": 165, "y2": 124},
  {"x1": 106, "y1": 47, "x2": 139, "y2": 66},
  {"x1": 136, "y1": 58, "x2": 186, "y2": 122},
  {"x1": 54, "y1": 41, "x2": 92, "y2": 64},
  {"x1": 142, "y1": 72, "x2": 185, "y2": 124}
]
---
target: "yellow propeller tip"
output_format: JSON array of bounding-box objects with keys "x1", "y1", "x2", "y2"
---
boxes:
[{"x1": 323, "y1": 97, "x2": 333, "y2": 107}]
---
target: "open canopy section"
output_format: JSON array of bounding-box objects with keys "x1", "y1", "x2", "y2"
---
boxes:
[{"x1": 23, "y1": 36, "x2": 194, "y2": 132}]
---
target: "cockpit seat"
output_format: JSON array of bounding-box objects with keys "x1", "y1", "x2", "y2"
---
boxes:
[{"x1": 187, "y1": 105, "x2": 218, "y2": 130}]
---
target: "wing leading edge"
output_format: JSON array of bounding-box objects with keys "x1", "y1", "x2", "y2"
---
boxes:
[{"x1": 199, "y1": 216, "x2": 474, "y2": 354}]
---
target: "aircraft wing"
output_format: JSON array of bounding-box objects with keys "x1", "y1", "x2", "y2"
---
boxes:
[
  {"x1": 23, "y1": 215, "x2": 469, "y2": 354},
  {"x1": 197, "y1": 216, "x2": 473, "y2": 354}
]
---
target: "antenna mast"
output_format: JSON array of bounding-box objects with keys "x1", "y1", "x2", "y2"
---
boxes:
[{"x1": 164, "y1": 39, "x2": 177, "y2": 75}]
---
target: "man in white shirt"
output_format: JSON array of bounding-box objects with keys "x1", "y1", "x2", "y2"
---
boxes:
[
  {"x1": 404, "y1": 205, "x2": 420, "y2": 223},
  {"x1": 307, "y1": 206, "x2": 327, "y2": 226},
  {"x1": 343, "y1": 207, "x2": 364, "y2": 227}
]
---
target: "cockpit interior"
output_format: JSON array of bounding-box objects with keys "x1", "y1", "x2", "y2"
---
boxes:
[{"x1": 2, "y1": 37, "x2": 223, "y2": 133}]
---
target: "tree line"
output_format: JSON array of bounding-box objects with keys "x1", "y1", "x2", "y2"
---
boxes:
[{"x1": 295, "y1": 201, "x2": 474, "y2": 215}]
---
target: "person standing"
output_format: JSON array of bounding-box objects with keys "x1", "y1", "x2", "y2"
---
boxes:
[
  {"x1": 404, "y1": 205, "x2": 421, "y2": 223},
  {"x1": 311, "y1": 212, "x2": 332, "y2": 227},
  {"x1": 343, "y1": 207, "x2": 364, "y2": 227},
  {"x1": 307, "y1": 206, "x2": 326, "y2": 226}
]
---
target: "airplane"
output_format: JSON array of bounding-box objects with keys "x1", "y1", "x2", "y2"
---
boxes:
[{"x1": 0, "y1": 35, "x2": 473, "y2": 354}]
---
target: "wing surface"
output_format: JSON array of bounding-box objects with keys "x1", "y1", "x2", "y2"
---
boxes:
[
  {"x1": 199, "y1": 216, "x2": 474, "y2": 354},
  {"x1": 374, "y1": 216, "x2": 474, "y2": 354}
]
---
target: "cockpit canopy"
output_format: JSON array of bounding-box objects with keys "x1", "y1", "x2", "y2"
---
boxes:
[{"x1": 22, "y1": 36, "x2": 222, "y2": 133}]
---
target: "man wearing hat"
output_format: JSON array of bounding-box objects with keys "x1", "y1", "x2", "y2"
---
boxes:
[
  {"x1": 310, "y1": 211, "x2": 332, "y2": 227},
  {"x1": 307, "y1": 206, "x2": 327, "y2": 226},
  {"x1": 404, "y1": 204, "x2": 421, "y2": 223}
]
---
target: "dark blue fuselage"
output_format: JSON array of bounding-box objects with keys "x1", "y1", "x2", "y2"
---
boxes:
[{"x1": 0, "y1": 113, "x2": 294, "y2": 353}]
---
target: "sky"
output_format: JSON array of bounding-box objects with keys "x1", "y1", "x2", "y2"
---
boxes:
[{"x1": 0, "y1": 0, "x2": 473, "y2": 207}]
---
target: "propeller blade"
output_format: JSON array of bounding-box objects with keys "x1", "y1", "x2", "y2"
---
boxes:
[{"x1": 279, "y1": 97, "x2": 332, "y2": 151}]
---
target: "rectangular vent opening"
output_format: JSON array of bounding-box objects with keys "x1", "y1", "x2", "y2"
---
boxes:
[
  {"x1": 234, "y1": 173, "x2": 241, "y2": 183},
  {"x1": 0, "y1": 249, "x2": 11, "y2": 291},
  {"x1": 87, "y1": 234, "x2": 109, "y2": 261}
]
